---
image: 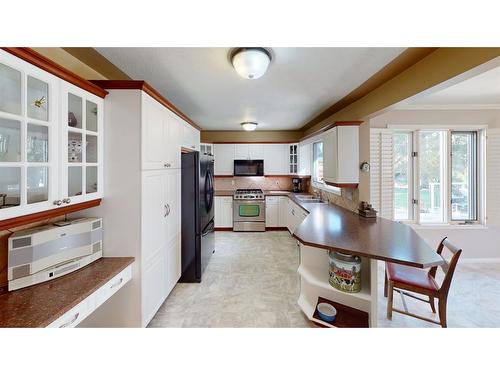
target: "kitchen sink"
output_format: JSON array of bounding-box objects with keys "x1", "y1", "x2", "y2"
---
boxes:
[{"x1": 295, "y1": 195, "x2": 327, "y2": 203}]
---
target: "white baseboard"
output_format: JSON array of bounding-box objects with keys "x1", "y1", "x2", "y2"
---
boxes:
[{"x1": 459, "y1": 258, "x2": 500, "y2": 264}]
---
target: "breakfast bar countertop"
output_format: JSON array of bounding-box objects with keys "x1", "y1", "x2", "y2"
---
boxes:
[
  {"x1": 0, "y1": 257, "x2": 135, "y2": 328},
  {"x1": 291, "y1": 199, "x2": 443, "y2": 269}
]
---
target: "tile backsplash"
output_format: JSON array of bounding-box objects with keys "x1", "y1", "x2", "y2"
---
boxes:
[
  {"x1": 214, "y1": 176, "x2": 310, "y2": 192},
  {"x1": 310, "y1": 185, "x2": 360, "y2": 213}
]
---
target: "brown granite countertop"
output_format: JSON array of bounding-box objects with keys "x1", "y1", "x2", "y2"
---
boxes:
[
  {"x1": 0, "y1": 257, "x2": 134, "y2": 328},
  {"x1": 291, "y1": 199, "x2": 443, "y2": 268}
]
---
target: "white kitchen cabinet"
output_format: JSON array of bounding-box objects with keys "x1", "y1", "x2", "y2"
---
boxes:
[
  {"x1": 263, "y1": 144, "x2": 286, "y2": 175},
  {"x1": 215, "y1": 196, "x2": 233, "y2": 227},
  {"x1": 323, "y1": 126, "x2": 359, "y2": 186},
  {"x1": 200, "y1": 143, "x2": 213, "y2": 155},
  {"x1": 214, "y1": 144, "x2": 234, "y2": 175},
  {"x1": 298, "y1": 142, "x2": 311, "y2": 176},
  {"x1": 279, "y1": 196, "x2": 289, "y2": 229},
  {"x1": 181, "y1": 120, "x2": 200, "y2": 151},
  {"x1": 80, "y1": 85, "x2": 185, "y2": 327},
  {"x1": 288, "y1": 144, "x2": 299, "y2": 174},
  {"x1": 234, "y1": 144, "x2": 264, "y2": 160},
  {"x1": 286, "y1": 198, "x2": 308, "y2": 233},
  {"x1": 0, "y1": 49, "x2": 104, "y2": 221},
  {"x1": 265, "y1": 196, "x2": 280, "y2": 227},
  {"x1": 141, "y1": 93, "x2": 181, "y2": 170},
  {"x1": 60, "y1": 81, "x2": 104, "y2": 206}
]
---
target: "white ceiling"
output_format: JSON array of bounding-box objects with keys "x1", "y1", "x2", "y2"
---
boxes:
[
  {"x1": 399, "y1": 64, "x2": 500, "y2": 108},
  {"x1": 97, "y1": 47, "x2": 405, "y2": 130}
]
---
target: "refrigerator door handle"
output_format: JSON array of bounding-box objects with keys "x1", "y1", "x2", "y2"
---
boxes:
[{"x1": 202, "y1": 219, "x2": 215, "y2": 237}]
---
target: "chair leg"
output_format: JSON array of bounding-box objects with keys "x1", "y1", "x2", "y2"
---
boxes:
[
  {"x1": 438, "y1": 297, "x2": 447, "y2": 328},
  {"x1": 429, "y1": 296, "x2": 436, "y2": 313},
  {"x1": 384, "y1": 270, "x2": 388, "y2": 298},
  {"x1": 386, "y1": 281, "x2": 394, "y2": 320}
]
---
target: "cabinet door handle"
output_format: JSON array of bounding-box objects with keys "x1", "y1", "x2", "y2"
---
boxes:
[
  {"x1": 164, "y1": 205, "x2": 168, "y2": 217},
  {"x1": 53, "y1": 200, "x2": 62, "y2": 206},
  {"x1": 63, "y1": 198, "x2": 71, "y2": 204},
  {"x1": 166, "y1": 203, "x2": 171, "y2": 216},
  {"x1": 59, "y1": 312, "x2": 80, "y2": 328},
  {"x1": 110, "y1": 277, "x2": 123, "y2": 289}
]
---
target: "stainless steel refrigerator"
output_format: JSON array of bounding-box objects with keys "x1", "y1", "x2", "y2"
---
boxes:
[{"x1": 180, "y1": 151, "x2": 215, "y2": 282}]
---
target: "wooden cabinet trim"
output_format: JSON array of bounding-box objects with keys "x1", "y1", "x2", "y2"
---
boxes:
[
  {"x1": 90, "y1": 80, "x2": 201, "y2": 131},
  {"x1": 2, "y1": 48, "x2": 108, "y2": 98},
  {"x1": 0, "y1": 199, "x2": 102, "y2": 231}
]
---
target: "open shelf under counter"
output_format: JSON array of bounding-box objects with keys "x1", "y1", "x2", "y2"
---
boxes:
[
  {"x1": 298, "y1": 243, "x2": 378, "y2": 327},
  {"x1": 298, "y1": 295, "x2": 369, "y2": 328},
  {"x1": 298, "y1": 264, "x2": 372, "y2": 303}
]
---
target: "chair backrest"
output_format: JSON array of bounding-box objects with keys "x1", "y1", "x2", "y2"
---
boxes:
[{"x1": 429, "y1": 237, "x2": 462, "y2": 298}]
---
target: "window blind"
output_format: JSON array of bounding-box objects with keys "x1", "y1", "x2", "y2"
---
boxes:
[
  {"x1": 487, "y1": 128, "x2": 500, "y2": 226},
  {"x1": 370, "y1": 129, "x2": 394, "y2": 220}
]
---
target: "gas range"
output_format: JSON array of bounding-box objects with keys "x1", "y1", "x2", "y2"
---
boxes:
[{"x1": 233, "y1": 189, "x2": 264, "y2": 200}]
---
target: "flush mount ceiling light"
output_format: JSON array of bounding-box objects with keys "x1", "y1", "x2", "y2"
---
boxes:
[
  {"x1": 231, "y1": 48, "x2": 272, "y2": 79},
  {"x1": 241, "y1": 122, "x2": 258, "y2": 131}
]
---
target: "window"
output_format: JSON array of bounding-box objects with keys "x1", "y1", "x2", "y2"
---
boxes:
[
  {"x1": 312, "y1": 141, "x2": 323, "y2": 183},
  {"x1": 392, "y1": 129, "x2": 482, "y2": 224},
  {"x1": 451, "y1": 131, "x2": 477, "y2": 221},
  {"x1": 418, "y1": 130, "x2": 446, "y2": 223}
]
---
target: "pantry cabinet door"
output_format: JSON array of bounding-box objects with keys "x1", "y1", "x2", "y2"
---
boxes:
[
  {"x1": 165, "y1": 112, "x2": 182, "y2": 169},
  {"x1": 141, "y1": 93, "x2": 167, "y2": 170},
  {"x1": 60, "y1": 81, "x2": 104, "y2": 206},
  {"x1": 0, "y1": 50, "x2": 59, "y2": 220}
]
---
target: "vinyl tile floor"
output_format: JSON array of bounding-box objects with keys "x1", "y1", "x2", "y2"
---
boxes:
[{"x1": 148, "y1": 231, "x2": 500, "y2": 328}]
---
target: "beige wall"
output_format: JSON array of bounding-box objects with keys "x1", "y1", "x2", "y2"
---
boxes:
[
  {"x1": 201, "y1": 131, "x2": 303, "y2": 143},
  {"x1": 32, "y1": 48, "x2": 108, "y2": 80}
]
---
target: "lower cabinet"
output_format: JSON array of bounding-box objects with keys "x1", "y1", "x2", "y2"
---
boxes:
[
  {"x1": 215, "y1": 196, "x2": 233, "y2": 228},
  {"x1": 265, "y1": 196, "x2": 280, "y2": 227}
]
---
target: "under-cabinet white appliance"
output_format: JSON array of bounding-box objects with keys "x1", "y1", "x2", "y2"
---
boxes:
[{"x1": 8, "y1": 218, "x2": 103, "y2": 291}]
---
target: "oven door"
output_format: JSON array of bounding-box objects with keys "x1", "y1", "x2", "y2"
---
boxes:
[{"x1": 233, "y1": 200, "x2": 265, "y2": 222}]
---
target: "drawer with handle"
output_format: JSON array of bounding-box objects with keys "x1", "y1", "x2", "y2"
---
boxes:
[
  {"x1": 47, "y1": 298, "x2": 92, "y2": 328},
  {"x1": 265, "y1": 196, "x2": 279, "y2": 204},
  {"x1": 94, "y1": 265, "x2": 132, "y2": 310}
]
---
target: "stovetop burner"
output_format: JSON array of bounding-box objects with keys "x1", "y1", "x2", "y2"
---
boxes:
[{"x1": 233, "y1": 189, "x2": 264, "y2": 200}]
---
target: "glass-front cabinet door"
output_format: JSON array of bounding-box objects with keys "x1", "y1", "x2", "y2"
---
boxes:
[
  {"x1": 0, "y1": 51, "x2": 58, "y2": 219},
  {"x1": 60, "y1": 82, "x2": 103, "y2": 205}
]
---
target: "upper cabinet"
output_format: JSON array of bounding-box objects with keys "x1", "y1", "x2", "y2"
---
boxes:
[
  {"x1": 141, "y1": 93, "x2": 182, "y2": 170},
  {"x1": 298, "y1": 142, "x2": 311, "y2": 176},
  {"x1": 213, "y1": 144, "x2": 234, "y2": 175},
  {"x1": 288, "y1": 143, "x2": 298, "y2": 174},
  {"x1": 214, "y1": 142, "x2": 310, "y2": 176},
  {"x1": 181, "y1": 120, "x2": 200, "y2": 151},
  {"x1": 323, "y1": 126, "x2": 359, "y2": 187},
  {"x1": 0, "y1": 49, "x2": 105, "y2": 220},
  {"x1": 61, "y1": 82, "x2": 104, "y2": 205},
  {"x1": 263, "y1": 144, "x2": 286, "y2": 175},
  {"x1": 234, "y1": 144, "x2": 263, "y2": 160}
]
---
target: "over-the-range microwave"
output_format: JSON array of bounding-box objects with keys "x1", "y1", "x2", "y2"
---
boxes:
[{"x1": 233, "y1": 160, "x2": 264, "y2": 176}]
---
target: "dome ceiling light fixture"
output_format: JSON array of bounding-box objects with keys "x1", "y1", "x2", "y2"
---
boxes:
[
  {"x1": 241, "y1": 122, "x2": 258, "y2": 131},
  {"x1": 231, "y1": 47, "x2": 272, "y2": 79}
]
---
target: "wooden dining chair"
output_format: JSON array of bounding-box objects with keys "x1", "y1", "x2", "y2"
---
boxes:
[{"x1": 385, "y1": 237, "x2": 462, "y2": 328}]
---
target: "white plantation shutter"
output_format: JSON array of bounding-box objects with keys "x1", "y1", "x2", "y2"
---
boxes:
[
  {"x1": 370, "y1": 129, "x2": 394, "y2": 220},
  {"x1": 487, "y1": 129, "x2": 500, "y2": 226}
]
